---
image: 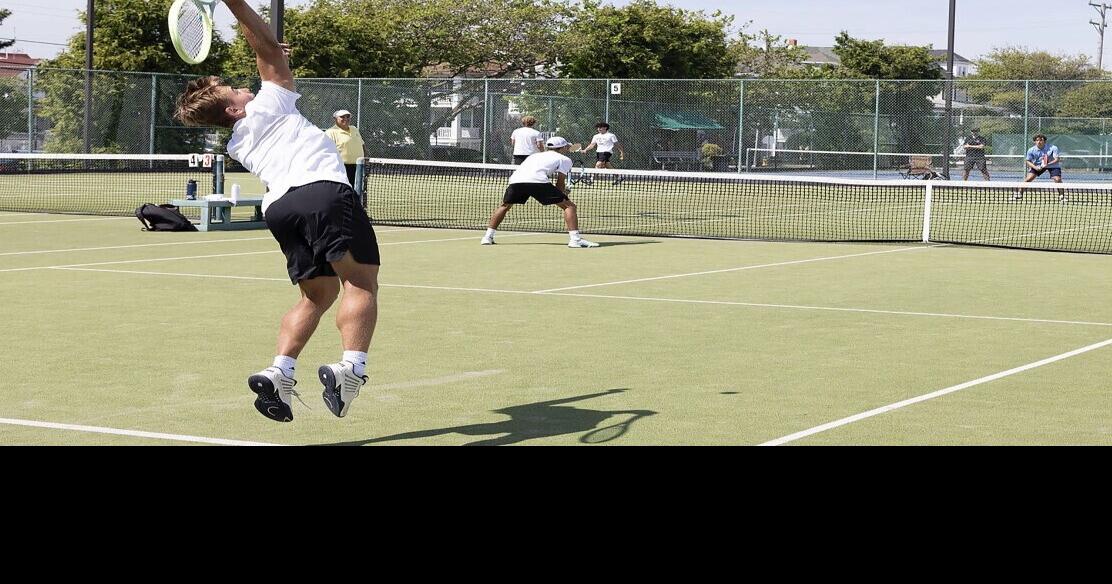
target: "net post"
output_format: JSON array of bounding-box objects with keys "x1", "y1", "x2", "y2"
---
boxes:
[
  {"x1": 873, "y1": 79, "x2": 880, "y2": 179},
  {"x1": 355, "y1": 157, "x2": 366, "y2": 207},
  {"x1": 922, "y1": 181, "x2": 933, "y2": 243},
  {"x1": 214, "y1": 155, "x2": 225, "y2": 195}
]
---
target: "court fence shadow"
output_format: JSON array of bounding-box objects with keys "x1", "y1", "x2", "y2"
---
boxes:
[{"x1": 316, "y1": 388, "x2": 656, "y2": 446}]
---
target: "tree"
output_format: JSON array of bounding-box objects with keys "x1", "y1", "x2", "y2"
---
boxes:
[
  {"x1": 561, "y1": 0, "x2": 740, "y2": 79},
  {"x1": 734, "y1": 29, "x2": 808, "y2": 78},
  {"x1": 223, "y1": 0, "x2": 575, "y2": 79},
  {"x1": 38, "y1": 0, "x2": 233, "y2": 153},
  {"x1": 964, "y1": 47, "x2": 1096, "y2": 120},
  {"x1": 0, "y1": 8, "x2": 13, "y2": 51},
  {"x1": 222, "y1": 0, "x2": 577, "y2": 160},
  {"x1": 829, "y1": 32, "x2": 943, "y2": 154}
]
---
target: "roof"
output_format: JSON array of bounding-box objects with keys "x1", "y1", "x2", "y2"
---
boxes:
[
  {"x1": 0, "y1": 52, "x2": 40, "y2": 78},
  {"x1": 801, "y1": 47, "x2": 974, "y2": 67}
]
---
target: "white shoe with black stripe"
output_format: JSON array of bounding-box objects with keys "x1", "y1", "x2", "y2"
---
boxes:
[
  {"x1": 248, "y1": 367, "x2": 298, "y2": 422},
  {"x1": 319, "y1": 361, "x2": 367, "y2": 418}
]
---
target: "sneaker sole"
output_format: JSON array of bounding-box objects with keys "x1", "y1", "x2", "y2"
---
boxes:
[
  {"x1": 319, "y1": 365, "x2": 347, "y2": 418},
  {"x1": 247, "y1": 374, "x2": 292, "y2": 422}
]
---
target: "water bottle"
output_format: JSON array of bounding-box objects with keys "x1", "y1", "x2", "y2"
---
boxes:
[
  {"x1": 186, "y1": 179, "x2": 197, "y2": 200},
  {"x1": 230, "y1": 183, "x2": 241, "y2": 203}
]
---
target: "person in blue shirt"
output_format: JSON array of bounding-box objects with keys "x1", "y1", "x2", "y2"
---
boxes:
[{"x1": 1015, "y1": 134, "x2": 1065, "y2": 201}]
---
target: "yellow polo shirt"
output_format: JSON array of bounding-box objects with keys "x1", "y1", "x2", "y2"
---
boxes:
[{"x1": 325, "y1": 125, "x2": 366, "y2": 164}]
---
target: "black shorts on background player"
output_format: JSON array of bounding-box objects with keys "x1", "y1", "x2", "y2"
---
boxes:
[
  {"x1": 596, "y1": 152, "x2": 613, "y2": 163},
  {"x1": 503, "y1": 182, "x2": 568, "y2": 206},
  {"x1": 265, "y1": 181, "x2": 380, "y2": 284},
  {"x1": 964, "y1": 158, "x2": 987, "y2": 172},
  {"x1": 513, "y1": 154, "x2": 530, "y2": 165}
]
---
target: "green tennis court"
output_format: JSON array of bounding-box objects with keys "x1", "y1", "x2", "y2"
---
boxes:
[{"x1": 1, "y1": 212, "x2": 1109, "y2": 445}]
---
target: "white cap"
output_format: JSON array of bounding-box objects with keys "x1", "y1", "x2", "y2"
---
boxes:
[
  {"x1": 333, "y1": 110, "x2": 352, "y2": 118},
  {"x1": 545, "y1": 136, "x2": 569, "y2": 148}
]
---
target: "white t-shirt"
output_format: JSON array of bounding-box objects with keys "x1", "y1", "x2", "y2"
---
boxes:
[
  {"x1": 508, "y1": 150, "x2": 572, "y2": 184},
  {"x1": 226, "y1": 81, "x2": 350, "y2": 213},
  {"x1": 591, "y1": 132, "x2": 619, "y2": 153},
  {"x1": 511, "y1": 127, "x2": 543, "y2": 156}
]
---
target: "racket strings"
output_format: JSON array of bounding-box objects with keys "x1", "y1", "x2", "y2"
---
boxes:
[{"x1": 176, "y1": 2, "x2": 208, "y2": 59}]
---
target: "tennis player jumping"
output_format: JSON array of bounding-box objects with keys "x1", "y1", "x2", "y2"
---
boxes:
[{"x1": 174, "y1": 0, "x2": 379, "y2": 422}]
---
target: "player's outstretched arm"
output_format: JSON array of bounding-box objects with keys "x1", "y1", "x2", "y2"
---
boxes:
[{"x1": 223, "y1": 0, "x2": 294, "y2": 90}]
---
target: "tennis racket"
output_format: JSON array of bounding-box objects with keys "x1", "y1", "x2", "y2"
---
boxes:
[
  {"x1": 566, "y1": 143, "x2": 595, "y2": 187},
  {"x1": 169, "y1": 0, "x2": 220, "y2": 65}
]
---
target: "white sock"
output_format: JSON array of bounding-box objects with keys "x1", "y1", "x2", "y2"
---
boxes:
[
  {"x1": 343, "y1": 350, "x2": 368, "y2": 376},
  {"x1": 569, "y1": 230, "x2": 581, "y2": 241},
  {"x1": 485, "y1": 228, "x2": 496, "y2": 238},
  {"x1": 272, "y1": 355, "x2": 296, "y2": 379}
]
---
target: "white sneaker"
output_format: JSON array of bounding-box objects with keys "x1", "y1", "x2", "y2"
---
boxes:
[
  {"x1": 319, "y1": 361, "x2": 367, "y2": 418},
  {"x1": 568, "y1": 238, "x2": 600, "y2": 248},
  {"x1": 248, "y1": 367, "x2": 298, "y2": 422},
  {"x1": 480, "y1": 235, "x2": 495, "y2": 245}
]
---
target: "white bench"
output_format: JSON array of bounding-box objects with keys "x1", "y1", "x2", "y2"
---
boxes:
[{"x1": 169, "y1": 197, "x2": 265, "y2": 231}]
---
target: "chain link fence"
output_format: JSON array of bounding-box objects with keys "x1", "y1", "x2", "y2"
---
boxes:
[{"x1": 5, "y1": 65, "x2": 1112, "y2": 179}]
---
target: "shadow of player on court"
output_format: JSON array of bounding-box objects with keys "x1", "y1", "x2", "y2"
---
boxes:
[{"x1": 318, "y1": 388, "x2": 656, "y2": 446}]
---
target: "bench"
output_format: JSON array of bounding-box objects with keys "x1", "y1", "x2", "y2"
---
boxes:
[
  {"x1": 169, "y1": 197, "x2": 265, "y2": 231},
  {"x1": 652, "y1": 150, "x2": 702, "y2": 171}
]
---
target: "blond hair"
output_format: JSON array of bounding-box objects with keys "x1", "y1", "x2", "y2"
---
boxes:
[
  {"x1": 521, "y1": 115, "x2": 537, "y2": 127},
  {"x1": 174, "y1": 76, "x2": 236, "y2": 128}
]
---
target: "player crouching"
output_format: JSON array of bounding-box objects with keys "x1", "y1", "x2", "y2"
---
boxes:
[{"x1": 481, "y1": 137, "x2": 600, "y2": 248}]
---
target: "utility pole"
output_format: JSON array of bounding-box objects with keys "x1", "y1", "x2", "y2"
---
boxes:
[
  {"x1": 941, "y1": 0, "x2": 956, "y2": 179},
  {"x1": 1092, "y1": 2, "x2": 1111, "y2": 73}
]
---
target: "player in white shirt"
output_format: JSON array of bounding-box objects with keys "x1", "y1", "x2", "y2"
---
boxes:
[
  {"x1": 174, "y1": 0, "x2": 377, "y2": 423},
  {"x1": 481, "y1": 136, "x2": 600, "y2": 248},
  {"x1": 583, "y1": 121, "x2": 625, "y2": 169},
  {"x1": 510, "y1": 115, "x2": 545, "y2": 165}
]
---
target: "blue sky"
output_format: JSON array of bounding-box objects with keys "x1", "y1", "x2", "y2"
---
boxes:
[{"x1": 1, "y1": 0, "x2": 1107, "y2": 66}]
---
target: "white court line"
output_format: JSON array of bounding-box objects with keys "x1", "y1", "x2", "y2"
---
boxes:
[
  {"x1": 0, "y1": 232, "x2": 549, "y2": 273},
  {"x1": 45, "y1": 268, "x2": 1112, "y2": 328},
  {"x1": 0, "y1": 417, "x2": 281, "y2": 446},
  {"x1": 0, "y1": 236, "x2": 274, "y2": 257},
  {"x1": 0, "y1": 216, "x2": 133, "y2": 226},
  {"x1": 0, "y1": 226, "x2": 426, "y2": 258},
  {"x1": 759, "y1": 337, "x2": 1112, "y2": 446},
  {"x1": 533, "y1": 244, "x2": 936, "y2": 293}
]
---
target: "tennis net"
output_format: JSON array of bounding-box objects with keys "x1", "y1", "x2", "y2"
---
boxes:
[
  {"x1": 362, "y1": 158, "x2": 1112, "y2": 254},
  {"x1": 0, "y1": 153, "x2": 223, "y2": 217}
]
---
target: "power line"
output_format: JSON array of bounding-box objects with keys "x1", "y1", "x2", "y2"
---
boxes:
[{"x1": 0, "y1": 38, "x2": 70, "y2": 47}]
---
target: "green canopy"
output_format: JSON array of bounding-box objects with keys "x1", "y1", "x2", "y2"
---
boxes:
[{"x1": 653, "y1": 109, "x2": 725, "y2": 130}]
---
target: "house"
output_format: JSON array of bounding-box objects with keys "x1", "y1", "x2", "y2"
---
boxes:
[
  {"x1": 794, "y1": 42, "x2": 976, "y2": 77},
  {"x1": 0, "y1": 52, "x2": 42, "y2": 152},
  {"x1": 0, "y1": 52, "x2": 39, "y2": 78}
]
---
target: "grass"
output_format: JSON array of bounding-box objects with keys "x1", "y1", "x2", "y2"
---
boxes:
[{"x1": 1, "y1": 210, "x2": 1110, "y2": 445}]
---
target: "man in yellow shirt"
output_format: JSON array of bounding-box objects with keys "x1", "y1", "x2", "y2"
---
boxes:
[{"x1": 325, "y1": 109, "x2": 365, "y2": 186}]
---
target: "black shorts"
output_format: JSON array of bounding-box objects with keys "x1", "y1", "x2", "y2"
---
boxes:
[
  {"x1": 503, "y1": 182, "x2": 568, "y2": 206},
  {"x1": 513, "y1": 154, "x2": 530, "y2": 165},
  {"x1": 343, "y1": 163, "x2": 358, "y2": 187},
  {"x1": 596, "y1": 152, "x2": 613, "y2": 163},
  {"x1": 265, "y1": 181, "x2": 380, "y2": 284},
  {"x1": 1027, "y1": 167, "x2": 1062, "y2": 178},
  {"x1": 964, "y1": 158, "x2": 987, "y2": 171}
]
